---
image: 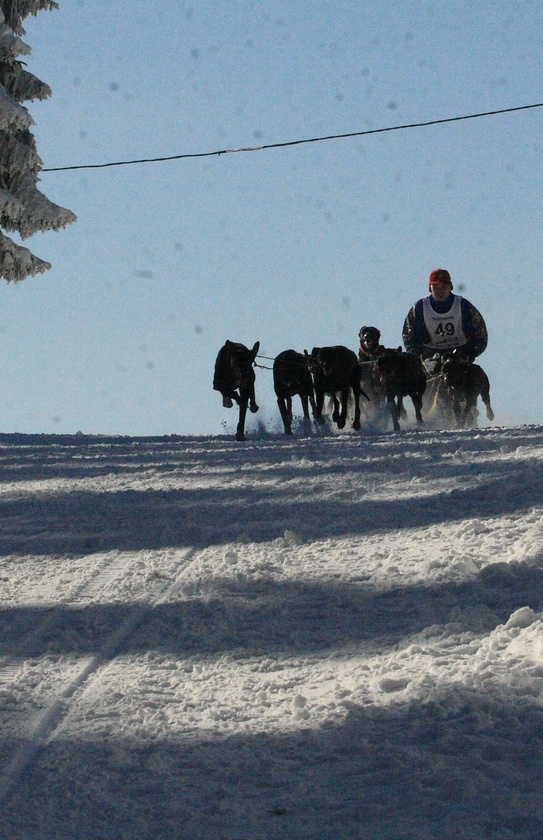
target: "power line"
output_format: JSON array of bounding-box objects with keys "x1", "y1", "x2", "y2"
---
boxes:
[{"x1": 42, "y1": 101, "x2": 543, "y2": 173}]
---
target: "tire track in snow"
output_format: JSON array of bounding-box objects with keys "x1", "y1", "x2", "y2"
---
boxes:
[{"x1": 0, "y1": 546, "x2": 196, "y2": 804}]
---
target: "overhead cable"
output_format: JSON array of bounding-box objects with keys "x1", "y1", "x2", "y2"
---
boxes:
[{"x1": 42, "y1": 101, "x2": 543, "y2": 173}]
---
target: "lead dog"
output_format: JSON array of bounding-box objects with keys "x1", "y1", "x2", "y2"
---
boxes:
[{"x1": 213, "y1": 340, "x2": 260, "y2": 441}]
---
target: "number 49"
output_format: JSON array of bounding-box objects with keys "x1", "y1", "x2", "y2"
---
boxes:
[{"x1": 436, "y1": 323, "x2": 455, "y2": 337}]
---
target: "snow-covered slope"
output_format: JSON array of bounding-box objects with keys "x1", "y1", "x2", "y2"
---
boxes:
[{"x1": 1, "y1": 425, "x2": 542, "y2": 839}]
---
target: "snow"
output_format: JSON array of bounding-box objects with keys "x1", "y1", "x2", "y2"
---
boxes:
[{"x1": 0, "y1": 423, "x2": 543, "y2": 838}]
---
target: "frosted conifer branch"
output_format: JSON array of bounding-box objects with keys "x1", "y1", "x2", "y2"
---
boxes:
[
  {"x1": 0, "y1": 229, "x2": 50, "y2": 280},
  {"x1": 0, "y1": 183, "x2": 22, "y2": 214},
  {"x1": 0, "y1": 20, "x2": 31, "y2": 56},
  {"x1": 2, "y1": 1, "x2": 59, "y2": 35},
  {"x1": 0, "y1": 127, "x2": 41, "y2": 173},
  {"x1": 0, "y1": 82, "x2": 32, "y2": 130},
  {"x1": 1, "y1": 174, "x2": 76, "y2": 236},
  {"x1": 2, "y1": 65, "x2": 52, "y2": 101},
  {"x1": 0, "y1": 1, "x2": 75, "y2": 280}
]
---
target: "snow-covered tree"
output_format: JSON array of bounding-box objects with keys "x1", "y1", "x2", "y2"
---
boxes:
[{"x1": 0, "y1": 0, "x2": 75, "y2": 281}]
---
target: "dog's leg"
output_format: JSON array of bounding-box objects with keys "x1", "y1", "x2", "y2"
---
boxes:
[
  {"x1": 236, "y1": 395, "x2": 249, "y2": 441},
  {"x1": 388, "y1": 397, "x2": 401, "y2": 431},
  {"x1": 314, "y1": 387, "x2": 326, "y2": 424},
  {"x1": 412, "y1": 393, "x2": 424, "y2": 426},
  {"x1": 331, "y1": 393, "x2": 342, "y2": 425},
  {"x1": 286, "y1": 395, "x2": 293, "y2": 426},
  {"x1": 222, "y1": 388, "x2": 241, "y2": 409},
  {"x1": 249, "y1": 384, "x2": 259, "y2": 413},
  {"x1": 277, "y1": 396, "x2": 292, "y2": 435},
  {"x1": 336, "y1": 389, "x2": 349, "y2": 429},
  {"x1": 480, "y1": 379, "x2": 494, "y2": 421},
  {"x1": 351, "y1": 383, "x2": 361, "y2": 431}
]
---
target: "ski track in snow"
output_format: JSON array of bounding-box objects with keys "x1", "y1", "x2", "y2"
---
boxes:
[{"x1": 0, "y1": 425, "x2": 542, "y2": 838}]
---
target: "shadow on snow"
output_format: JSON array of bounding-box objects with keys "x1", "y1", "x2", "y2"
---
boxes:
[
  {"x1": 1, "y1": 686, "x2": 543, "y2": 840},
  {"x1": 1, "y1": 559, "x2": 541, "y2": 660}
]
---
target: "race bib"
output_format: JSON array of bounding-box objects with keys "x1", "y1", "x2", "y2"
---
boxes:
[{"x1": 422, "y1": 296, "x2": 466, "y2": 350}]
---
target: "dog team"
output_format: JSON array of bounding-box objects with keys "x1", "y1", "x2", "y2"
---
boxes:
[{"x1": 214, "y1": 268, "x2": 493, "y2": 440}]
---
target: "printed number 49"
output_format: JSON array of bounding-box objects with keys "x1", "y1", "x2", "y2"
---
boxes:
[{"x1": 436, "y1": 323, "x2": 455, "y2": 336}]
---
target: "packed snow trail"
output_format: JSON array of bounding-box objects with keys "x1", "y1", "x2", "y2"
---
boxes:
[
  {"x1": 0, "y1": 546, "x2": 196, "y2": 803},
  {"x1": 0, "y1": 428, "x2": 542, "y2": 838}
]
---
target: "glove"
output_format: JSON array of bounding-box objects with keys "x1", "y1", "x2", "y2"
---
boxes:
[{"x1": 452, "y1": 348, "x2": 474, "y2": 364}]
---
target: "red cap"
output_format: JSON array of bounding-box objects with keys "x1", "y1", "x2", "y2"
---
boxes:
[{"x1": 428, "y1": 268, "x2": 452, "y2": 289}]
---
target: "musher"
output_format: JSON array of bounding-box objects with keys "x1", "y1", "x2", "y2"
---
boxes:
[{"x1": 402, "y1": 268, "x2": 488, "y2": 364}]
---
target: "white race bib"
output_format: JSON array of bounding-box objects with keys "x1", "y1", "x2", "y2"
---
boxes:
[{"x1": 422, "y1": 296, "x2": 466, "y2": 350}]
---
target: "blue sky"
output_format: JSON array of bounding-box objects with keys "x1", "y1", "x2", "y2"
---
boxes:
[{"x1": 2, "y1": 0, "x2": 542, "y2": 435}]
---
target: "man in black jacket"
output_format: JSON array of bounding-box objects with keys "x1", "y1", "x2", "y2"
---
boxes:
[{"x1": 402, "y1": 268, "x2": 488, "y2": 362}]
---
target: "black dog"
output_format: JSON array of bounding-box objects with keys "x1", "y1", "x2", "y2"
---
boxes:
[
  {"x1": 306, "y1": 345, "x2": 368, "y2": 431},
  {"x1": 358, "y1": 326, "x2": 386, "y2": 362},
  {"x1": 440, "y1": 355, "x2": 495, "y2": 428},
  {"x1": 358, "y1": 326, "x2": 389, "y2": 418},
  {"x1": 213, "y1": 340, "x2": 260, "y2": 441},
  {"x1": 273, "y1": 349, "x2": 317, "y2": 435},
  {"x1": 375, "y1": 351, "x2": 426, "y2": 431}
]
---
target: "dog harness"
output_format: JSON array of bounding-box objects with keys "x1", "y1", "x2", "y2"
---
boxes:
[{"x1": 422, "y1": 295, "x2": 467, "y2": 351}]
